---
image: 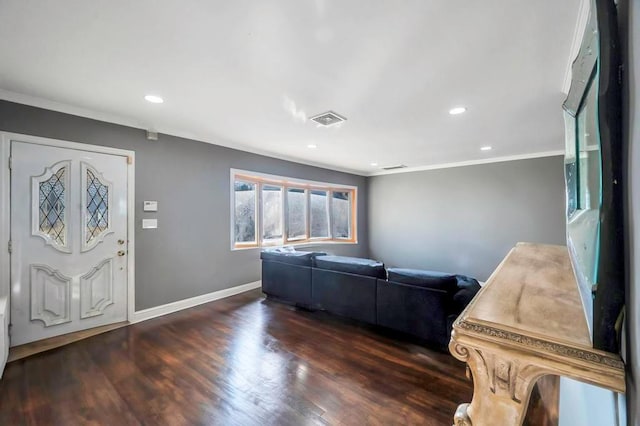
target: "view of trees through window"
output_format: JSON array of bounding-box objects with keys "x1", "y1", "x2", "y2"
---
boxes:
[
  {"x1": 234, "y1": 181, "x2": 256, "y2": 243},
  {"x1": 310, "y1": 190, "x2": 329, "y2": 238},
  {"x1": 332, "y1": 191, "x2": 351, "y2": 239},
  {"x1": 262, "y1": 185, "x2": 283, "y2": 242},
  {"x1": 233, "y1": 173, "x2": 356, "y2": 248},
  {"x1": 287, "y1": 188, "x2": 306, "y2": 240}
]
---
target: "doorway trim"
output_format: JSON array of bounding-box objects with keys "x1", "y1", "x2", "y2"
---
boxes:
[{"x1": 0, "y1": 132, "x2": 136, "y2": 323}]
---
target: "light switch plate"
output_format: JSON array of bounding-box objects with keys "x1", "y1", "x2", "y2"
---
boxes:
[
  {"x1": 142, "y1": 219, "x2": 158, "y2": 229},
  {"x1": 143, "y1": 201, "x2": 158, "y2": 212}
]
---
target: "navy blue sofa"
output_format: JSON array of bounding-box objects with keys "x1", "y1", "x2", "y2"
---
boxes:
[
  {"x1": 377, "y1": 268, "x2": 477, "y2": 347},
  {"x1": 260, "y1": 251, "x2": 481, "y2": 348},
  {"x1": 312, "y1": 256, "x2": 386, "y2": 324},
  {"x1": 260, "y1": 249, "x2": 325, "y2": 308}
]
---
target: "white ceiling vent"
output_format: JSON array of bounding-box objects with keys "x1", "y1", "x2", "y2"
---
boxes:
[
  {"x1": 310, "y1": 111, "x2": 347, "y2": 127},
  {"x1": 381, "y1": 164, "x2": 407, "y2": 170}
]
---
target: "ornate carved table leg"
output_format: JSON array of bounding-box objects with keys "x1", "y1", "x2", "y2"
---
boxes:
[
  {"x1": 453, "y1": 403, "x2": 471, "y2": 425},
  {"x1": 449, "y1": 335, "x2": 547, "y2": 426}
]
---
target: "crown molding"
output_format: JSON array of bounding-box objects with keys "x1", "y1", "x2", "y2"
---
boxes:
[
  {"x1": 0, "y1": 88, "x2": 150, "y2": 131},
  {"x1": 562, "y1": 0, "x2": 591, "y2": 94},
  {"x1": 0, "y1": 89, "x2": 367, "y2": 177},
  {"x1": 367, "y1": 150, "x2": 564, "y2": 177},
  {"x1": 1, "y1": 89, "x2": 563, "y2": 179}
]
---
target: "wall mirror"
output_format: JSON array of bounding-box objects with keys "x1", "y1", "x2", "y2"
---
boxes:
[{"x1": 563, "y1": 0, "x2": 624, "y2": 353}]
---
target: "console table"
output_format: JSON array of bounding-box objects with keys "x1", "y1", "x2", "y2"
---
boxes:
[{"x1": 449, "y1": 243, "x2": 625, "y2": 425}]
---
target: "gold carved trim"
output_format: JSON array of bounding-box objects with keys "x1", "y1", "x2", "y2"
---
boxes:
[{"x1": 455, "y1": 319, "x2": 625, "y2": 370}]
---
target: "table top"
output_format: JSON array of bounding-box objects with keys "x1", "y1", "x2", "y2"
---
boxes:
[
  {"x1": 462, "y1": 242, "x2": 592, "y2": 348},
  {"x1": 451, "y1": 242, "x2": 625, "y2": 393}
]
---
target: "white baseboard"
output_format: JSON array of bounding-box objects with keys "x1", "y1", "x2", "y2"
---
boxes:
[{"x1": 131, "y1": 280, "x2": 262, "y2": 324}]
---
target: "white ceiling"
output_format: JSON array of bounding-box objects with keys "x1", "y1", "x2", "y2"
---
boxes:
[{"x1": 0, "y1": 0, "x2": 582, "y2": 175}]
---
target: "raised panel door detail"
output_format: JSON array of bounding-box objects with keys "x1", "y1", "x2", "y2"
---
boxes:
[
  {"x1": 80, "y1": 258, "x2": 114, "y2": 319},
  {"x1": 11, "y1": 140, "x2": 129, "y2": 347},
  {"x1": 31, "y1": 161, "x2": 71, "y2": 253},
  {"x1": 30, "y1": 264, "x2": 72, "y2": 327},
  {"x1": 82, "y1": 162, "x2": 113, "y2": 252}
]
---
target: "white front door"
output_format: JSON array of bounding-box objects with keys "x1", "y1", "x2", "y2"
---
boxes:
[{"x1": 10, "y1": 141, "x2": 128, "y2": 346}]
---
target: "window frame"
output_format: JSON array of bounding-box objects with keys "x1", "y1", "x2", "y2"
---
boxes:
[
  {"x1": 232, "y1": 179, "x2": 259, "y2": 248},
  {"x1": 309, "y1": 188, "x2": 331, "y2": 241},
  {"x1": 331, "y1": 190, "x2": 353, "y2": 240},
  {"x1": 285, "y1": 187, "x2": 308, "y2": 242},
  {"x1": 260, "y1": 183, "x2": 284, "y2": 246},
  {"x1": 230, "y1": 169, "x2": 357, "y2": 250}
]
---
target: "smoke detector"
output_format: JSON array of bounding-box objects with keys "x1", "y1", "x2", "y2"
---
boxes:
[{"x1": 310, "y1": 111, "x2": 347, "y2": 127}]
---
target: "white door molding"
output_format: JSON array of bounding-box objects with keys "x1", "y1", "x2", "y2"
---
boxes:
[{"x1": 0, "y1": 132, "x2": 136, "y2": 323}]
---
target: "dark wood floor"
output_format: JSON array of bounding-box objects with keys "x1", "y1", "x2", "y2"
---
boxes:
[{"x1": 0, "y1": 289, "x2": 553, "y2": 425}]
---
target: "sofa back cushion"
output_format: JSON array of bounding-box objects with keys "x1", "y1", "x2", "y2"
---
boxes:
[
  {"x1": 260, "y1": 250, "x2": 325, "y2": 267},
  {"x1": 314, "y1": 255, "x2": 386, "y2": 278},
  {"x1": 387, "y1": 268, "x2": 458, "y2": 291}
]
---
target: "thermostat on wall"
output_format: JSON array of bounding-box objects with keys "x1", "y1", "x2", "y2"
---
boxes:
[
  {"x1": 143, "y1": 201, "x2": 158, "y2": 212},
  {"x1": 142, "y1": 219, "x2": 158, "y2": 229}
]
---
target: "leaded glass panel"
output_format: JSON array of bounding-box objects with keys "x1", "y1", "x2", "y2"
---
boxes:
[
  {"x1": 86, "y1": 168, "x2": 110, "y2": 244},
  {"x1": 39, "y1": 166, "x2": 67, "y2": 246}
]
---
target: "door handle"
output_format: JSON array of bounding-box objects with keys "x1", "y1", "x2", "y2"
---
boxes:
[{"x1": 117, "y1": 250, "x2": 126, "y2": 257}]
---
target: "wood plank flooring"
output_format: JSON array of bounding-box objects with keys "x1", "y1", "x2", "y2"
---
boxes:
[
  {"x1": 8, "y1": 321, "x2": 129, "y2": 362},
  {"x1": 0, "y1": 289, "x2": 554, "y2": 425}
]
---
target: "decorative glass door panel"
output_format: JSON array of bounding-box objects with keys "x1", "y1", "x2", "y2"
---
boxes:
[
  {"x1": 32, "y1": 161, "x2": 71, "y2": 253},
  {"x1": 82, "y1": 162, "x2": 113, "y2": 252},
  {"x1": 10, "y1": 140, "x2": 129, "y2": 346}
]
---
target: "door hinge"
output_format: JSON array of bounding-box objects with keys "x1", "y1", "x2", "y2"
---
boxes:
[
  {"x1": 7, "y1": 240, "x2": 12, "y2": 254},
  {"x1": 8, "y1": 156, "x2": 12, "y2": 170}
]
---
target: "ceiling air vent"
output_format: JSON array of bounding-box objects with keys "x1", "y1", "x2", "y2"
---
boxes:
[
  {"x1": 381, "y1": 164, "x2": 407, "y2": 171},
  {"x1": 310, "y1": 111, "x2": 347, "y2": 127}
]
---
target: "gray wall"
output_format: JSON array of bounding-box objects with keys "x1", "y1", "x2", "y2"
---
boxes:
[
  {"x1": 0, "y1": 100, "x2": 368, "y2": 310},
  {"x1": 367, "y1": 156, "x2": 566, "y2": 281}
]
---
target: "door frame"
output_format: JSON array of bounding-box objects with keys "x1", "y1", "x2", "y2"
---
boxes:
[{"x1": 0, "y1": 132, "x2": 136, "y2": 324}]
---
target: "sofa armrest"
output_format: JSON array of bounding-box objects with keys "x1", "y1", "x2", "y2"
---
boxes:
[{"x1": 451, "y1": 275, "x2": 482, "y2": 315}]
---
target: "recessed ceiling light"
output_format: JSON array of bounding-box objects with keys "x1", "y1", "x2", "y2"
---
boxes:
[
  {"x1": 449, "y1": 106, "x2": 467, "y2": 115},
  {"x1": 307, "y1": 144, "x2": 317, "y2": 149},
  {"x1": 481, "y1": 146, "x2": 492, "y2": 151},
  {"x1": 370, "y1": 162, "x2": 378, "y2": 167},
  {"x1": 144, "y1": 95, "x2": 164, "y2": 104}
]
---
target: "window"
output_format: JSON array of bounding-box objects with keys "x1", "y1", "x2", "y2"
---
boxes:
[
  {"x1": 310, "y1": 190, "x2": 329, "y2": 238},
  {"x1": 231, "y1": 170, "x2": 357, "y2": 249},
  {"x1": 287, "y1": 188, "x2": 306, "y2": 241},
  {"x1": 331, "y1": 191, "x2": 351, "y2": 239},
  {"x1": 261, "y1": 184, "x2": 283, "y2": 244},
  {"x1": 234, "y1": 180, "x2": 257, "y2": 246}
]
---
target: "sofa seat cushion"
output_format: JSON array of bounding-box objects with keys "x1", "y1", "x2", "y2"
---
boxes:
[
  {"x1": 314, "y1": 256, "x2": 386, "y2": 278},
  {"x1": 386, "y1": 268, "x2": 458, "y2": 291},
  {"x1": 260, "y1": 249, "x2": 325, "y2": 267}
]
